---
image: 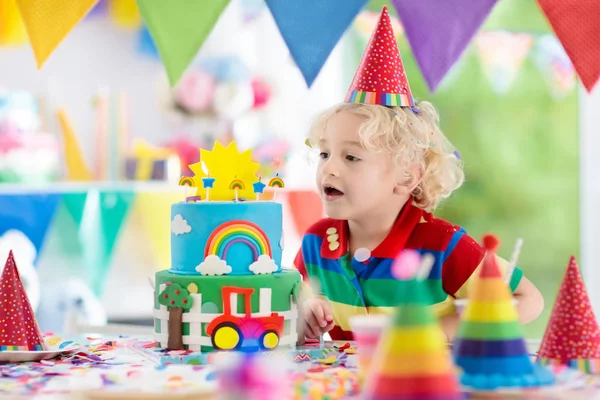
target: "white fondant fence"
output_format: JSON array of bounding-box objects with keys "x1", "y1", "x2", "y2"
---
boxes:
[{"x1": 153, "y1": 284, "x2": 298, "y2": 351}]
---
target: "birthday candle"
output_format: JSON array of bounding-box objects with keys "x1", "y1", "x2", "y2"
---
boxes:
[
  {"x1": 253, "y1": 178, "x2": 266, "y2": 201},
  {"x1": 229, "y1": 178, "x2": 245, "y2": 202},
  {"x1": 268, "y1": 173, "x2": 285, "y2": 201},
  {"x1": 178, "y1": 176, "x2": 195, "y2": 202},
  {"x1": 200, "y1": 161, "x2": 215, "y2": 201}
]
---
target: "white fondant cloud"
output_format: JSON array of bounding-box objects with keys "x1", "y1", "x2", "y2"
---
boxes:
[
  {"x1": 249, "y1": 255, "x2": 278, "y2": 275},
  {"x1": 196, "y1": 255, "x2": 232, "y2": 276},
  {"x1": 171, "y1": 214, "x2": 191, "y2": 235}
]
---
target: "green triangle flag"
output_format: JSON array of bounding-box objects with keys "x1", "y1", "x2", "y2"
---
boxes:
[
  {"x1": 62, "y1": 193, "x2": 88, "y2": 227},
  {"x1": 136, "y1": 0, "x2": 231, "y2": 86},
  {"x1": 84, "y1": 191, "x2": 136, "y2": 295}
]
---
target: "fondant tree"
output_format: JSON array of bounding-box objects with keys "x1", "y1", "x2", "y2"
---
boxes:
[{"x1": 158, "y1": 283, "x2": 193, "y2": 349}]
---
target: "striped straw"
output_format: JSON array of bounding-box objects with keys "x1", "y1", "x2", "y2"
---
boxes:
[{"x1": 505, "y1": 238, "x2": 524, "y2": 284}]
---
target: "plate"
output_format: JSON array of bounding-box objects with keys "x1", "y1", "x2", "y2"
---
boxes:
[{"x1": 0, "y1": 337, "x2": 79, "y2": 362}]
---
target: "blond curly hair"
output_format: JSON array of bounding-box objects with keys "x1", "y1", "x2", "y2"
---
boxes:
[{"x1": 308, "y1": 102, "x2": 464, "y2": 210}]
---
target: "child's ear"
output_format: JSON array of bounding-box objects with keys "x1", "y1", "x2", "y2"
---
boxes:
[{"x1": 394, "y1": 164, "x2": 423, "y2": 195}]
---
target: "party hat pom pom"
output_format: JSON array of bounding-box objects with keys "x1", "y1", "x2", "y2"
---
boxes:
[
  {"x1": 482, "y1": 234, "x2": 500, "y2": 252},
  {"x1": 391, "y1": 249, "x2": 421, "y2": 280}
]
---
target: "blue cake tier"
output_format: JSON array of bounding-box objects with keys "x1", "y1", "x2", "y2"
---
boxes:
[{"x1": 170, "y1": 201, "x2": 282, "y2": 275}]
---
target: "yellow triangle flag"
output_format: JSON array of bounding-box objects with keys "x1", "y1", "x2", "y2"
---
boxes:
[
  {"x1": 57, "y1": 108, "x2": 93, "y2": 181},
  {"x1": 0, "y1": 0, "x2": 28, "y2": 45},
  {"x1": 16, "y1": 0, "x2": 99, "y2": 67}
]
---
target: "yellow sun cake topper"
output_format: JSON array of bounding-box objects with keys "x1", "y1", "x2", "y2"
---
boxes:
[{"x1": 189, "y1": 141, "x2": 260, "y2": 201}]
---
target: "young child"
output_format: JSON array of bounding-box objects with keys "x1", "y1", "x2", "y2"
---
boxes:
[{"x1": 294, "y1": 6, "x2": 544, "y2": 343}]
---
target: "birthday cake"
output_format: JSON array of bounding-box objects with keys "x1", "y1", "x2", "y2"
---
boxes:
[{"x1": 153, "y1": 141, "x2": 301, "y2": 353}]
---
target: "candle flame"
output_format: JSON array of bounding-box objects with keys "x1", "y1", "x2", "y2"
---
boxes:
[{"x1": 201, "y1": 160, "x2": 209, "y2": 176}]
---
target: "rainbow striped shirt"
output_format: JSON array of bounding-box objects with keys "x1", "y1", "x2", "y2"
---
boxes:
[{"x1": 293, "y1": 202, "x2": 523, "y2": 340}]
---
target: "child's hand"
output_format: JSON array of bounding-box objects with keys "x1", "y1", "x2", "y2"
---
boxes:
[{"x1": 301, "y1": 298, "x2": 335, "y2": 339}]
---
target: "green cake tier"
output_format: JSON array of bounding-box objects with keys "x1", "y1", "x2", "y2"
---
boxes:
[{"x1": 153, "y1": 269, "x2": 301, "y2": 352}]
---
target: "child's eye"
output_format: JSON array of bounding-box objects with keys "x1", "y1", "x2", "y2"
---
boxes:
[
  {"x1": 346, "y1": 155, "x2": 360, "y2": 162},
  {"x1": 319, "y1": 152, "x2": 329, "y2": 159}
]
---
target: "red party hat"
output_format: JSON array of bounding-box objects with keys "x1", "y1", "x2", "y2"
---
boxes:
[
  {"x1": 345, "y1": 6, "x2": 415, "y2": 107},
  {"x1": 0, "y1": 251, "x2": 46, "y2": 351},
  {"x1": 537, "y1": 256, "x2": 600, "y2": 373}
]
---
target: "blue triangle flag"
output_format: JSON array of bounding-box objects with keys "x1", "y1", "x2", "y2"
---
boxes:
[{"x1": 265, "y1": 0, "x2": 368, "y2": 87}]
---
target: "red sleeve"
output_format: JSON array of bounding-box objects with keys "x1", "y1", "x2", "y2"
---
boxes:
[{"x1": 441, "y1": 232, "x2": 484, "y2": 297}]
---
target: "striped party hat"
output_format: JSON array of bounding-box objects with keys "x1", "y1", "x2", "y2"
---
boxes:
[
  {"x1": 363, "y1": 250, "x2": 464, "y2": 400},
  {"x1": 537, "y1": 256, "x2": 600, "y2": 373},
  {"x1": 453, "y1": 235, "x2": 554, "y2": 390},
  {"x1": 345, "y1": 6, "x2": 416, "y2": 107}
]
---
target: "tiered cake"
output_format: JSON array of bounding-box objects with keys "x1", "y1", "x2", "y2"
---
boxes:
[{"x1": 153, "y1": 141, "x2": 301, "y2": 352}]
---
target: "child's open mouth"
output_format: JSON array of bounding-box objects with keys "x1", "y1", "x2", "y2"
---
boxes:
[{"x1": 323, "y1": 186, "x2": 344, "y2": 201}]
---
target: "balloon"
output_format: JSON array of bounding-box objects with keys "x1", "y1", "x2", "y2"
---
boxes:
[
  {"x1": 175, "y1": 70, "x2": 216, "y2": 113},
  {"x1": 251, "y1": 77, "x2": 271, "y2": 109},
  {"x1": 212, "y1": 81, "x2": 254, "y2": 119}
]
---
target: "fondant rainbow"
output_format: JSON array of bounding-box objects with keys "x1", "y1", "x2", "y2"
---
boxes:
[
  {"x1": 204, "y1": 220, "x2": 272, "y2": 262},
  {"x1": 229, "y1": 179, "x2": 246, "y2": 191},
  {"x1": 268, "y1": 176, "x2": 284, "y2": 188},
  {"x1": 179, "y1": 176, "x2": 195, "y2": 187}
]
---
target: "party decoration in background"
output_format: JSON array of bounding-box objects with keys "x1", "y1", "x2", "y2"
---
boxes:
[
  {"x1": 0, "y1": 194, "x2": 60, "y2": 261},
  {"x1": 475, "y1": 32, "x2": 534, "y2": 94},
  {"x1": 135, "y1": 0, "x2": 231, "y2": 86},
  {"x1": 108, "y1": 0, "x2": 141, "y2": 29},
  {"x1": 0, "y1": 0, "x2": 28, "y2": 45},
  {"x1": 536, "y1": 0, "x2": 600, "y2": 92},
  {"x1": 63, "y1": 191, "x2": 135, "y2": 295},
  {"x1": 125, "y1": 139, "x2": 178, "y2": 181},
  {"x1": 536, "y1": 256, "x2": 600, "y2": 373},
  {"x1": 532, "y1": 35, "x2": 576, "y2": 100},
  {"x1": 0, "y1": 230, "x2": 40, "y2": 311},
  {"x1": 136, "y1": 24, "x2": 159, "y2": 59},
  {"x1": 57, "y1": 108, "x2": 93, "y2": 181},
  {"x1": 15, "y1": 0, "x2": 99, "y2": 67},
  {"x1": 135, "y1": 192, "x2": 182, "y2": 271},
  {"x1": 391, "y1": 0, "x2": 498, "y2": 92},
  {"x1": 265, "y1": 0, "x2": 368, "y2": 87},
  {"x1": 0, "y1": 251, "x2": 46, "y2": 351}
]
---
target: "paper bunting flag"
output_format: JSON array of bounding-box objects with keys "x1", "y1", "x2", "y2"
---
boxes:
[
  {"x1": 475, "y1": 32, "x2": 534, "y2": 94},
  {"x1": 532, "y1": 35, "x2": 576, "y2": 100},
  {"x1": 16, "y1": 0, "x2": 99, "y2": 67},
  {"x1": 537, "y1": 0, "x2": 600, "y2": 92},
  {"x1": 453, "y1": 235, "x2": 554, "y2": 390},
  {"x1": 0, "y1": 0, "x2": 28, "y2": 45},
  {"x1": 265, "y1": 0, "x2": 368, "y2": 87},
  {"x1": 537, "y1": 256, "x2": 600, "y2": 373},
  {"x1": 0, "y1": 251, "x2": 46, "y2": 351},
  {"x1": 57, "y1": 109, "x2": 93, "y2": 181},
  {"x1": 108, "y1": 0, "x2": 141, "y2": 29},
  {"x1": 0, "y1": 195, "x2": 61, "y2": 261},
  {"x1": 391, "y1": 0, "x2": 498, "y2": 92},
  {"x1": 136, "y1": 0, "x2": 231, "y2": 86}
]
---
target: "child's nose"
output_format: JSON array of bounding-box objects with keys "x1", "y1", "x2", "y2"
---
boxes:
[{"x1": 321, "y1": 157, "x2": 340, "y2": 177}]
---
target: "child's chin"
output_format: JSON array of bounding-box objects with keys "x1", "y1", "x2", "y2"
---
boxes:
[{"x1": 323, "y1": 205, "x2": 350, "y2": 220}]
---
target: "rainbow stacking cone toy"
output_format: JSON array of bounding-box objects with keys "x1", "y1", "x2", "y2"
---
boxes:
[
  {"x1": 453, "y1": 235, "x2": 554, "y2": 390},
  {"x1": 363, "y1": 250, "x2": 464, "y2": 400},
  {"x1": 537, "y1": 256, "x2": 600, "y2": 373}
]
